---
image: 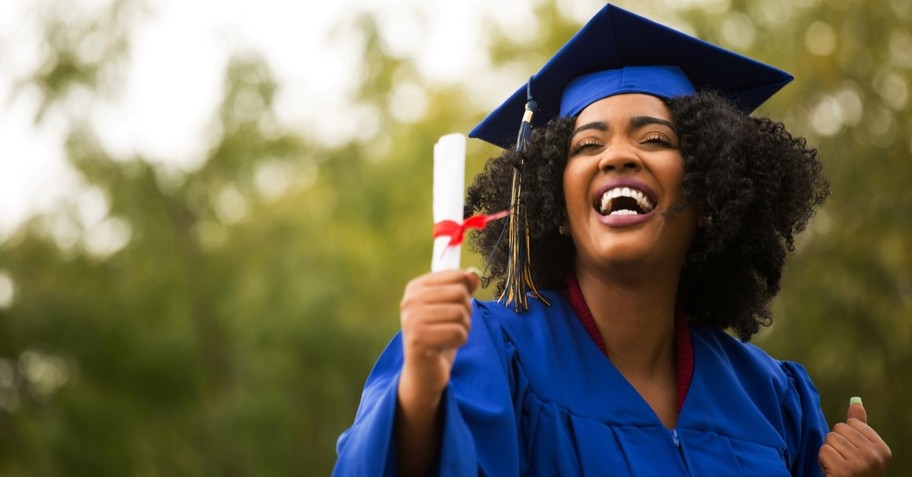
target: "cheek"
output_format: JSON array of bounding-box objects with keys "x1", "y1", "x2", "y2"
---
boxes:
[
  {"x1": 562, "y1": 158, "x2": 591, "y2": 195},
  {"x1": 657, "y1": 156, "x2": 686, "y2": 197},
  {"x1": 562, "y1": 168, "x2": 588, "y2": 213}
]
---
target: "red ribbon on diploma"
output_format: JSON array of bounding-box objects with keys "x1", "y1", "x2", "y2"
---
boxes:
[{"x1": 433, "y1": 210, "x2": 510, "y2": 247}]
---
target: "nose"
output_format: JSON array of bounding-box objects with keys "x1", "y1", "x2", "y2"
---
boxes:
[{"x1": 597, "y1": 141, "x2": 643, "y2": 173}]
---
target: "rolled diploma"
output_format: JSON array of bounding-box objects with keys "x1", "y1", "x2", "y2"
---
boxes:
[{"x1": 431, "y1": 133, "x2": 466, "y2": 271}]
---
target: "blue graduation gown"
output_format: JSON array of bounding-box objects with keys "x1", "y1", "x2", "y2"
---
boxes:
[{"x1": 333, "y1": 291, "x2": 828, "y2": 476}]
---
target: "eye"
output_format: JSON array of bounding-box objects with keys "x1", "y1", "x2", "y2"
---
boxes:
[
  {"x1": 641, "y1": 134, "x2": 674, "y2": 148},
  {"x1": 569, "y1": 140, "x2": 603, "y2": 156}
]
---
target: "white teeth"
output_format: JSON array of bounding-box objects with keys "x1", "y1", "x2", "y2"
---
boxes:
[
  {"x1": 609, "y1": 209, "x2": 639, "y2": 216},
  {"x1": 599, "y1": 187, "x2": 656, "y2": 215}
]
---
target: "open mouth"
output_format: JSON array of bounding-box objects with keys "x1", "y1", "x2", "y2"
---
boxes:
[{"x1": 596, "y1": 187, "x2": 656, "y2": 216}]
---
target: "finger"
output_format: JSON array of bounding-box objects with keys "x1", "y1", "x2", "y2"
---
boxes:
[
  {"x1": 832, "y1": 422, "x2": 871, "y2": 449},
  {"x1": 404, "y1": 270, "x2": 481, "y2": 296},
  {"x1": 399, "y1": 283, "x2": 472, "y2": 313},
  {"x1": 463, "y1": 268, "x2": 481, "y2": 293},
  {"x1": 845, "y1": 419, "x2": 891, "y2": 449},
  {"x1": 402, "y1": 283, "x2": 474, "y2": 308},
  {"x1": 826, "y1": 419, "x2": 893, "y2": 475},
  {"x1": 423, "y1": 269, "x2": 480, "y2": 295},
  {"x1": 846, "y1": 396, "x2": 867, "y2": 424},
  {"x1": 403, "y1": 322, "x2": 470, "y2": 353},
  {"x1": 818, "y1": 443, "x2": 845, "y2": 472},
  {"x1": 402, "y1": 302, "x2": 472, "y2": 328},
  {"x1": 401, "y1": 285, "x2": 474, "y2": 319},
  {"x1": 824, "y1": 428, "x2": 859, "y2": 460},
  {"x1": 401, "y1": 272, "x2": 466, "y2": 303}
]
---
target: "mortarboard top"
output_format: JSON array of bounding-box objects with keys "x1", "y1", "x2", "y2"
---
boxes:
[{"x1": 469, "y1": 3, "x2": 794, "y2": 149}]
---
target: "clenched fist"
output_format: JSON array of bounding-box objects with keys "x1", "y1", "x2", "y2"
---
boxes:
[
  {"x1": 819, "y1": 397, "x2": 892, "y2": 477},
  {"x1": 396, "y1": 269, "x2": 480, "y2": 477}
]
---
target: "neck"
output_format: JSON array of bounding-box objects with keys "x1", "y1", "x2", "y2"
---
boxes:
[{"x1": 573, "y1": 259, "x2": 681, "y2": 376}]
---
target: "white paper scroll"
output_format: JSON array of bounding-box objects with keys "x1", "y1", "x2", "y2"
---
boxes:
[{"x1": 431, "y1": 133, "x2": 467, "y2": 271}]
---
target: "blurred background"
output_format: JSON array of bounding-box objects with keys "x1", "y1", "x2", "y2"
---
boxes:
[{"x1": 0, "y1": 0, "x2": 909, "y2": 474}]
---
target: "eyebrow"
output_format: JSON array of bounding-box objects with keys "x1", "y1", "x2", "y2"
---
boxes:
[
  {"x1": 571, "y1": 121, "x2": 608, "y2": 138},
  {"x1": 571, "y1": 115, "x2": 675, "y2": 140},
  {"x1": 630, "y1": 115, "x2": 675, "y2": 130}
]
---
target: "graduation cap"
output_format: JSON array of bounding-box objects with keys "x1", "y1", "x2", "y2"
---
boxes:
[
  {"x1": 470, "y1": 4, "x2": 793, "y2": 149},
  {"x1": 469, "y1": 4, "x2": 793, "y2": 311}
]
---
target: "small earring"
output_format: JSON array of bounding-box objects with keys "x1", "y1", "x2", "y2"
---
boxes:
[{"x1": 558, "y1": 224, "x2": 568, "y2": 235}]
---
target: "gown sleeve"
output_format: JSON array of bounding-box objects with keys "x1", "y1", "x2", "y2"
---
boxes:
[
  {"x1": 332, "y1": 301, "x2": 519, "y2": 476},
  {"x1": 779, "y1": 361, "x2": 829, "y2": 477}
]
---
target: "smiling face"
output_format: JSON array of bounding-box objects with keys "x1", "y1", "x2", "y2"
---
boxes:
[{"x1": 563, "y1": 94, "x2": 698, "y2": 279}]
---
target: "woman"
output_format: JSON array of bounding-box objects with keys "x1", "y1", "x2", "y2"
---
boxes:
[{"x1": 334, "y1": 4, "x2": 891, "y2": 476}]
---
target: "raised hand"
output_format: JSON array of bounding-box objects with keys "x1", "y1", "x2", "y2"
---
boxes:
[
  {"x1": 396, "y1": 269, "x2": 480, "y2": 477},
  {"x1": 818, "y1": 397, "x2": 892, "y2": 477}
]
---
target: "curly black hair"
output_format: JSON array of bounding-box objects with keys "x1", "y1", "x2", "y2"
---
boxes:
[{"x1": 465, "y1": 91, "x2": 829, "y2": 340}]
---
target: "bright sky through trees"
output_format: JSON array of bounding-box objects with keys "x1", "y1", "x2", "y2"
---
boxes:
[{"x1": 0, "y1": 0, "x2": 543, "y2": 238}]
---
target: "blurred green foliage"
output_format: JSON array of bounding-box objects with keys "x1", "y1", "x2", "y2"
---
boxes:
[{"x1": 0, "y1": 0, "x2": 908, "y2": 475}]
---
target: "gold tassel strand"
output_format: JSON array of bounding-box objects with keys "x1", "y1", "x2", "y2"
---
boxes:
[{"x1": 499, "y1": 81, "x2": 550, "y2": 312}]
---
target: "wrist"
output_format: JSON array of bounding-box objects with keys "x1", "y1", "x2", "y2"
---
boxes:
[{"x1": 398, "y1": 368, "x2": 444, "y2": 411}]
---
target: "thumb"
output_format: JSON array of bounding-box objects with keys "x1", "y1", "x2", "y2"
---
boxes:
[
  {"x1": 464, "y1": 267, "x2": 482, "y2": 293},
  {"x1": 846, "y1": 396, "x2": 867, "y2": 423}
]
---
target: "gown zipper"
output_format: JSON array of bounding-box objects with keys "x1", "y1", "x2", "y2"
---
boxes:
[{"x1": 671, "y1": 428, "x2": 692, "y2": 475}]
